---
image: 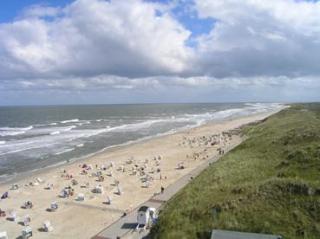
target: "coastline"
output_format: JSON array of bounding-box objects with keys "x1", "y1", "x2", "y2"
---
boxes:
[
  {"x1": 149, "y1": 103, "x2": 320, "y2": 239},
  {"x1": 0, "y1": 107, "x2": 282, "y2": 186},
  {"x1": 0, "y1": 109, "x2": 282, "y2": 239}
]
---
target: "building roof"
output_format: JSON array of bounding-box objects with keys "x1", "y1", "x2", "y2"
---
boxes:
[
  {"x1": 138, "y1": 206, "x2": 149, "y2": 212},
  {"x1": 211, "y1": 230, "x2": 282, "y2": 239}
]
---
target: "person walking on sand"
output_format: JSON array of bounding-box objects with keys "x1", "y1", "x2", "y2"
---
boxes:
[{"x1": 161, "y1": 186, "x2": 164, "y2": 194}]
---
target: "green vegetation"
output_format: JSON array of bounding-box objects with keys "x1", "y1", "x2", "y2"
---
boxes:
[{"x1": 151, "y1": 104, "x2": 320, "y2": 239}]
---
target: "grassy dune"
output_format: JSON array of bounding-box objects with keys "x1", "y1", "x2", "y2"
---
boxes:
[{"x1": 150, "y1": 104, "x2": 320, "y2": 239}]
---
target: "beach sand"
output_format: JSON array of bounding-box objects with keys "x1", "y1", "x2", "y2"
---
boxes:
[{"x1": 0, "y1": 111, "x2": 277, "y2": 239}]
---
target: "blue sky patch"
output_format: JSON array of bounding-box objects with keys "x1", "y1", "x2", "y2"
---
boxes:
[
  {"x1": 147, "y1": 0, "x2": 216, "y2": 47},
  {"x1": 0, "y1": 0, "x2": 73, "y2": 23}
]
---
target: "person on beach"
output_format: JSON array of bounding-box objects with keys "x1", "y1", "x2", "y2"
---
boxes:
[
  {"x1": 161, "y1": 186, "x2": 164, "y2": 194},
  {"x1": 1, "y1": 192, "x2": 8, "y2": 199},
  {"x1": 0, "y1": 208, "x2": 6, "y2": 217}
]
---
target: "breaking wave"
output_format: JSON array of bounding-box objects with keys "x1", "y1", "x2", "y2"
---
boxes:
[
  {"x1": 61, "y1": 119, "x2": 79, "y2": 124},
  {"x1": 0, "y1": 126, "x2": 33, "y2": 136},
  {"x1": 0, "y1": 103, "x2": 285, "y2": 178}
]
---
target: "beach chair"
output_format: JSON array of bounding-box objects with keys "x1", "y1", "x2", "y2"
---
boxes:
[
  {"x1": 10, "y1": 184, "x2": 19, "y2": 190},
  {"x1": 8, "y1": 211, "x2": 18, "y2": 222},
  {"x1": 22, "y1": 226, "x2": 32, "y2": 239},
  {"x1": 177, "y1": 163, "x2": 185, "y2": 170},
  {"x1": 60, "y1": 189, "x2": 70, "y2": 198},
  {"x1": 77, "y1": 193, "x2": 85, "y2": 201},
  {"x1": 45, "y1": 183, "x2": 53, "y2": 190},
  {"x1": 59, "y1": 190, "x2": 66, "y2": 198},
  {"x1": 106, "y1": 196, "x2": 112, "y2": 205},
  {"x1": 50, "y1": 202, "x2": 58, "y2": 212},
  {"x1": 36, "y1": 177, "x2": 43, "y2": 183},
  {"x1": 23, "y1": 215, "x2": 31, "y2": 226},
  {"x1": 117, "y1": 186, "x2": 123, "y2": 195},
  {"x1": 0, "y1": 231, "x2": 8, "y2": 239},
  {"x1": 144, "y1": 181, "x2": 150, "y2": 188},
  {"x1": 94, "y1": 185, "x2": 104, "y2": 194},
  {"x1": 43, "y1": 220, "x2": 53, "y2": 232},
  {"x1": 23, "y1": 200, "x2": 33, "y2": 209}
]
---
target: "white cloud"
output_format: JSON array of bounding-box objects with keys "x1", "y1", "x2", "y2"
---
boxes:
[
  {"x1": 20, "y1": 5, "x2": 62, "y2": 19},
  {"x1": 196, "y1": 0, "x2": 320, "y2": 33},
  {"x1": 0, "y1": 0, "x2": 192, "y2": 80},
  {"x1": 1, "y1": 74, "x2": 318, "y2": 92},
  {"x1": 0, "y1": 0, "x2": 320, "y2": 103},
  {"x1": 194, "y1": 0, "x2": 320, "y2": 77}
]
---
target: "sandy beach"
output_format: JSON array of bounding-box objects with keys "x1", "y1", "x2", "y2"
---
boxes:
[{"x1": 0, "y1": 111, "x2": 278, "y2": 239}]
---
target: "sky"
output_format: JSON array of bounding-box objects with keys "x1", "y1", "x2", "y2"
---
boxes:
[{"x1": 0, "y1": 0, "x2": 319, "y2": 105}]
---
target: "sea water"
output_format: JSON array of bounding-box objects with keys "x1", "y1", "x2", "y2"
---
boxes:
[{"x1": 0, "y1": 103, "x2": 283, "y2": 180}]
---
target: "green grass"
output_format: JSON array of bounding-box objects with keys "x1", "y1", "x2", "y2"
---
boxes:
[{"x1": 150, "y1": 104, "x2": 320, "y2": 239}]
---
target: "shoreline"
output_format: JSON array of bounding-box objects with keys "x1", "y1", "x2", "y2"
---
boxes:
[
  {"x1": 0, "y1": 109, "x2": 282, "y2": 239},
  {"x1": 0, "y1": 109, "x2": 280, "y2": 186},
  {"x1": 147, "y1": 103, "x2": 320, "y2": 239}
]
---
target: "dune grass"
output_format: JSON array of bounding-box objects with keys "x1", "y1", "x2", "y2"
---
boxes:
[{"x1": 150, "y1": 104, "x2": 320, "y2": 239}]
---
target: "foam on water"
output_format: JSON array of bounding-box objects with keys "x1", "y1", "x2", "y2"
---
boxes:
[
  {"x1": 61, "y1": 119, "x2": 80, "y2": 124},
  {"x1": 0, "y1": 126, "x2": 33, "y2": 136},
  {"x1": 0, "y1": 103, "x2": 285, "y2": 178},
  {"x1": 54, "y1": 148, "x2": 75, "y2": 155},
  {"x1": 0, "y1": 103, "x2": 281, "y2": 157},
  {"x1": 0, "y1": 126, "x2": 33, "y2": 131},
  {"x1": 105, "y1": 119, "x2": 166, "y2": 132},
  {"x1": 0, "y1": 126, "x2": 109, "y2": 157}
]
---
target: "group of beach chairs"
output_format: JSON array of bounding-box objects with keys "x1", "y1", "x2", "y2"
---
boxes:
[
  {"x1": 1, "y1": 210, "x2": 54, "y2": 238},
  {"x1": 0, "y1": 193, "x2": 57, "y2": 238}
]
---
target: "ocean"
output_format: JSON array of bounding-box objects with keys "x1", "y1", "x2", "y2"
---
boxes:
[{"x1": 0, "y1": 103, "x2": 283, "y2": 181}]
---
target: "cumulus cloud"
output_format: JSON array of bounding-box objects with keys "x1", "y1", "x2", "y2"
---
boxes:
[
  {"x1": 0, "y1": 0, "x2": 192, "y2": 80},
  {"x1": 0, "y1": 0, "x2": 320, "y2": 103},
  {"x1": 194, "y1": 0, "x2": 320, "y2": 77}
]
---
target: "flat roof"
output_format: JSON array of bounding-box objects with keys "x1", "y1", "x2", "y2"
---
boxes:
[
  {"x1": 138, "y1": 206, "x2": 149, "y2": 212},
  {"x1": 211, "y1": 230, "x2": 282, "y2": 239}
]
